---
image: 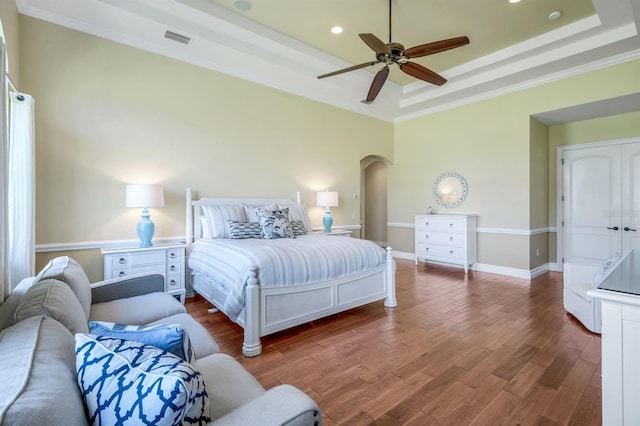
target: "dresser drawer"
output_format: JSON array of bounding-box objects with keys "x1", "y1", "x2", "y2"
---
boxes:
[
  {"x1": 166, "y1": 274, "x2": 182, "y2": 292},
  {"x1": 416, "y1": 231, "x2": 465, "y2": 247},
  {"x1": 416, "y1": 244, "x2": 465, "y2": 261},
  {"x1": 109, "y1": 251, "x2": 165, "y2": 268},
  {"x1": 415, "y1": 217, "x2": 465, "y2": 233}
]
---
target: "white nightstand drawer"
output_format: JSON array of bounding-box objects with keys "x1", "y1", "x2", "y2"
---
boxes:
[
  {"x1": 166, "y1": 274, "x2": 182, "y2": 291},
  {"x1": 416, "y1": 232, "x2": 464, "y2": 246},
  {"x1": 111, "y1": 251, "x2": 165, "y2": 268}
]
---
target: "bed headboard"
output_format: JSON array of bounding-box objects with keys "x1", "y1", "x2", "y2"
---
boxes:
[{"x1": 185, "y1": 188, "x2": 299, "y2": 249}]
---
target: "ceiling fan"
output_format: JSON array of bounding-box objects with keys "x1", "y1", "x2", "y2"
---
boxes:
[{"x1": 317, "y1": 0, "x2": 470, "y2": 103}]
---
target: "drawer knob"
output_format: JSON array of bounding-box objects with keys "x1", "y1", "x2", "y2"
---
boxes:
[
  {"x1": 449, "y1": 223, "x2": 453, "y2": 228},
  {"x1": 425, "y1": 222, "x2": 429, "y2": 226},
  {"x1": 170, "y1": 253, "x2": 176, "y2": 259},
  {"x1": 425, "y1": 247, "x2": 429, "y2": 252},
  {"x1": 170, "y1": 265, "x2": 176, "y2": 272},
  {"x1": 449, "y1": 250, "x2": 454, "y2": 255},
  {"x1": 425, "y1": 234, "x2": 429, "y2": 239},
  {"x1": 170, "y1": 279, "x2": 176, "y2": 286},
  {"x1": 118, "y1": 257, "x2": 126, "y2": 265},
  {"x1": 449, "y1": 236, "x2": 453, "y2": 242},
  {"x1": 119, "y1": 271, "x2": 126, "y2": 278}
]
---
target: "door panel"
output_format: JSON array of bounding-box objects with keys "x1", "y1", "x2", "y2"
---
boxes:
[
  {"x1": 563, "y1": 145, "x2": 622, "y2": 263},
  {"x1": 622, "y1": 143, "x2": 640, "y2": 253}
]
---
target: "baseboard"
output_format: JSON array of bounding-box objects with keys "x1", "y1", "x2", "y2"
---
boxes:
[{"x1": 392, "y1": 250, "x2": 559, "y2": 280}]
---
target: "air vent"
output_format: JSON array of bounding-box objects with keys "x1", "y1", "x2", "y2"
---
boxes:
[{"x1": 164, "y1": 30, "x2": 191, "y2": 45}]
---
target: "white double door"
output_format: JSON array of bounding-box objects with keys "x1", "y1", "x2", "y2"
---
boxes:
[{"x1": 562, "y1": 141, "x2": 640, "y2": 263}]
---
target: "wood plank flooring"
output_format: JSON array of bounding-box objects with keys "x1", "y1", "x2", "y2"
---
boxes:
[{"x1": 185, "y1": 259, "x2": 601, "y2": 425}]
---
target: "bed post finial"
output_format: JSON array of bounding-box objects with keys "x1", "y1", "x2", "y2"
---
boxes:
[
  {"x1": 186, "y1": 188, "x2": 193, "y2": 250},
  {"x1": 243, "y1": 265, "x2": 262, "y2": 357}
]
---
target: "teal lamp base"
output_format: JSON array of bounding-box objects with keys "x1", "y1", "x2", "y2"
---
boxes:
[
  {"x1": 137, "y1": 208, "x2": 155, "y2": 247},
  {"x1": 323, "y1": 207, "x2": 333, "y2": 233}
]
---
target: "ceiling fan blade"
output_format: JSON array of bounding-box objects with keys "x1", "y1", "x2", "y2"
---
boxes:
[
  {"x1": 365, "y1": 66, "x2": 390, "y2": 103},
  {"x1": 403, "y1": 36, "x2": 470, "y2": 59},
  {"x1": 400, "y1": 62, "x2": 447, "y2": 86},
  {"x1": 359, "y1": 33, "x2": 391, "y2": 55},
  {"x1": 318, "y1": 61, "x2": 378, "y2": 79}
]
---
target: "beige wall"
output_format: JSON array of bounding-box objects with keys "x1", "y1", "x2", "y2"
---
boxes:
[
  {"x1": 0, "y1": 0, "x2": 19, "y2": 85},
  {"x1": 390, "y1": 59, "x2": 640, "y2": 270},
  {"x1": 21, "y1": 17, "x2": 393, "y2": 281}
]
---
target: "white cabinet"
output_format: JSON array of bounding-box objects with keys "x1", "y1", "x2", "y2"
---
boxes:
[
  {"x1": 101, "y1": 243, "x2": 186, "y2": 303},
  {"x1": 414, "y1": 214, "x2": 477, "y2": 273}
]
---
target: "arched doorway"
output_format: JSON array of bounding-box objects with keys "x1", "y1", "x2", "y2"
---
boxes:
[{"x1": 361, "y1": 155, "x2": 391, "y2": 246}]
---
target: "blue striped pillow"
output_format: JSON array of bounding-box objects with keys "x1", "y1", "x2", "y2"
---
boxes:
[
  {"x1": 88, "y1": 321, "x2": 195, "y2": 364},
  {"x1": 227, "y1": 220, "x2": 261, "y2": 239}
]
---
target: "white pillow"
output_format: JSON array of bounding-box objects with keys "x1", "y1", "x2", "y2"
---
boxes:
[
  {"x1": 283, "y1": 204, "x2": 313, "y2": 233},
  {"x1": 243, "y1": 202, "x2": 278, "y2": 223},
  {"x1": 202, "y1": 205, "x2": 246, "y2": 238}
]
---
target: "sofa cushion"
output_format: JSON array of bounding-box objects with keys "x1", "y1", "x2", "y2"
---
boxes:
[
  {"x1": 0, "y1": 316, "x2": 87, "y2": 426},
  {"x1": 14, "y1": 279, "x2": 89, "y2": 334},
  {"x1": 195, "y1": 353, "x2": 265, "y2": 420},
  {"x1": 36, "y1": 256, "x2": 91, "y2": 320},
  {"x1": 88, "y1": 321, "x2": 196, "y2": 364},
  {"x1": 149, "y1": 313, "x2": 220, "y2": 359},
  {"x1": 0, "y1": 277, "x2": 37, "y2": 332},
  {"x1": 75, "y1": 334, "x2": 210, "y2": 425},
  {"x1": 89, "y1": 291, "x2": 186, "y2": 324}
]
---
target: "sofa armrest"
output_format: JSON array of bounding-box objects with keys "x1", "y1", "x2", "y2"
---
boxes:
[
  {"x1": 91, "y1": 273, "x2": 165, "y2": 304},
  {"x1": 211, "y1": 385, "x2": 321, "y2": 426}
]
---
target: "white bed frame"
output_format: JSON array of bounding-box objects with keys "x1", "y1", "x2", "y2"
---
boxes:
[{"x1": 185, "y1": 188, "x2": 397, "y2": 357}]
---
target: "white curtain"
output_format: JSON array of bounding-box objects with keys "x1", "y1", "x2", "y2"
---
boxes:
[
  {"x1": 7, "y1": 92, "x2": 35, "y2": 290},
  {"x1": 0, "y1": 39, "x2": 7, "y2": 302}
]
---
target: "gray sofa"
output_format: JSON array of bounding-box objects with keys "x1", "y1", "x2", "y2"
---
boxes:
[{"x1": 0, "y1": 256, "x2": 321, "y2": 425}]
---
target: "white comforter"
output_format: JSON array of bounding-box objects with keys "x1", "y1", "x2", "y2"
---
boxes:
[{"x1": 188, "y1": 234, "x2": 386, "y2": 321}]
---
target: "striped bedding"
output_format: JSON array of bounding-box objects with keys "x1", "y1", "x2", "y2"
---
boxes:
[{"x1": 188, "y1": 234, "x2": 386, "y2": 321}]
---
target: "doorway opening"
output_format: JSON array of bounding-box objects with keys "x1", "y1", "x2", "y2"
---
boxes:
[{"x1": 361, "y1": 155, "x2": 391, "y2": 246}]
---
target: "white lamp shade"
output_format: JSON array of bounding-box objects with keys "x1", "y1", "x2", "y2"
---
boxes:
[
  {"x1": 317, "y1": 191, "x2": 339, "y2": 207},
  {"x1": 125, "y1": 184, "x2": 165, "y2": 208}
]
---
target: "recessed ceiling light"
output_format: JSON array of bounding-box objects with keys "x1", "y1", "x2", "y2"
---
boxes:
[
  {"x1": 331, "y1": 26, "x2": 343, "y2": 35},
  {"x1": 233, "y1": 0, "x2": 252, "y2": 11},
  {"x1": 548, "y1": 10, "x2": 562, "y2": 20},
  {"x1": 509, "y1": 0, "x2": 521, "y2": 3}
]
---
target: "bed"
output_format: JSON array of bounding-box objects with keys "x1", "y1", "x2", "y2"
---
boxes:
[{"x1": 185, "y1": 189, "x2": 397, "y2": 357}]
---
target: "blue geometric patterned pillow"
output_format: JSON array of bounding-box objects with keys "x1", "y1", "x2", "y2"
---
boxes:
[
  {"x1": 257, "y1": 208, "x2": 294, "y2": 239},
  {"x1": 75, "y1": 334, "x2": 210, "y2": 426},
  {"x1": 227, "y1": 220, "x2": 261, "y2": 239},
  {"x1": 88, "y1": 321, "x2": 196, "y2": 364}
]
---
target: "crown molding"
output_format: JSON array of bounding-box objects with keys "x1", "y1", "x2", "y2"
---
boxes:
[{"x1": 17, "y1": 0, "x2": 640, "y2": 122}]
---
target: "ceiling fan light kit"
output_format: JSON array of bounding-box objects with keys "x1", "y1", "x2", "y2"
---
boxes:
[{"x1": 317, "y1": 0, "x2": 469, "y2": 103}]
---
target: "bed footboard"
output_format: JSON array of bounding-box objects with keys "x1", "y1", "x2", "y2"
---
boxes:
[{"x1": 384, "y1": 246, "x2": 397, "y2": 308}]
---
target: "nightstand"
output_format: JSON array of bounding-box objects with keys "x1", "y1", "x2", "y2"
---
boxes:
[
  {"x1": 314, "y1": 229, "x2": 352, "y2": 237},
  {"x1": 101, "y1": 243, "x2": 186, "y2": 303}
]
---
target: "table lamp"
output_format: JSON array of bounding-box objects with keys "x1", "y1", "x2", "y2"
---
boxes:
[
  {"x1": 317, "y1": 190, "x2": 339, "y2": 233},
  {"x1": 125, "y1": 184, "x2": 164, "y2": 247}
]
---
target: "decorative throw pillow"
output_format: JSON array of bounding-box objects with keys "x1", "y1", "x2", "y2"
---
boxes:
[
  {"x1": 227, "y1": 220, "x2": 262, "y2": 239},
  {"x1": 257, "y1": 208, "x2": 294, "y2": 239},
  {"x1": 75, "y1": 334, "x2": 210, "y2": 426},
  {"x1": 88, "y1": 321, "x2": 196, "y2": 364},
  {"x1": 243, "y1": 202, "x2": 278, "y2": 223},
  {"x1": 284, "y1": 204, "x2": 312, "y2": 234},
  {"x1": 290, "y1": 220, "x2": 307, "y2": 236},
  {"x1": 202, "y1": 205, "x2": 246, "y2": 239}
]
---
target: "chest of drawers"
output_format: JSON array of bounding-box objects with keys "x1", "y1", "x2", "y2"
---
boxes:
[
  {"x1": 414, "y1": 214, "x2": 477, "y2": 273},
  {"x1": 101, "y1": 243, "x2": 186, "y2": 303}
]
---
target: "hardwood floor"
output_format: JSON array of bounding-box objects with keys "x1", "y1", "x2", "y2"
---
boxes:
[{"x1": 185, "y1": 259, "x2": 602, "y2": 425}]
